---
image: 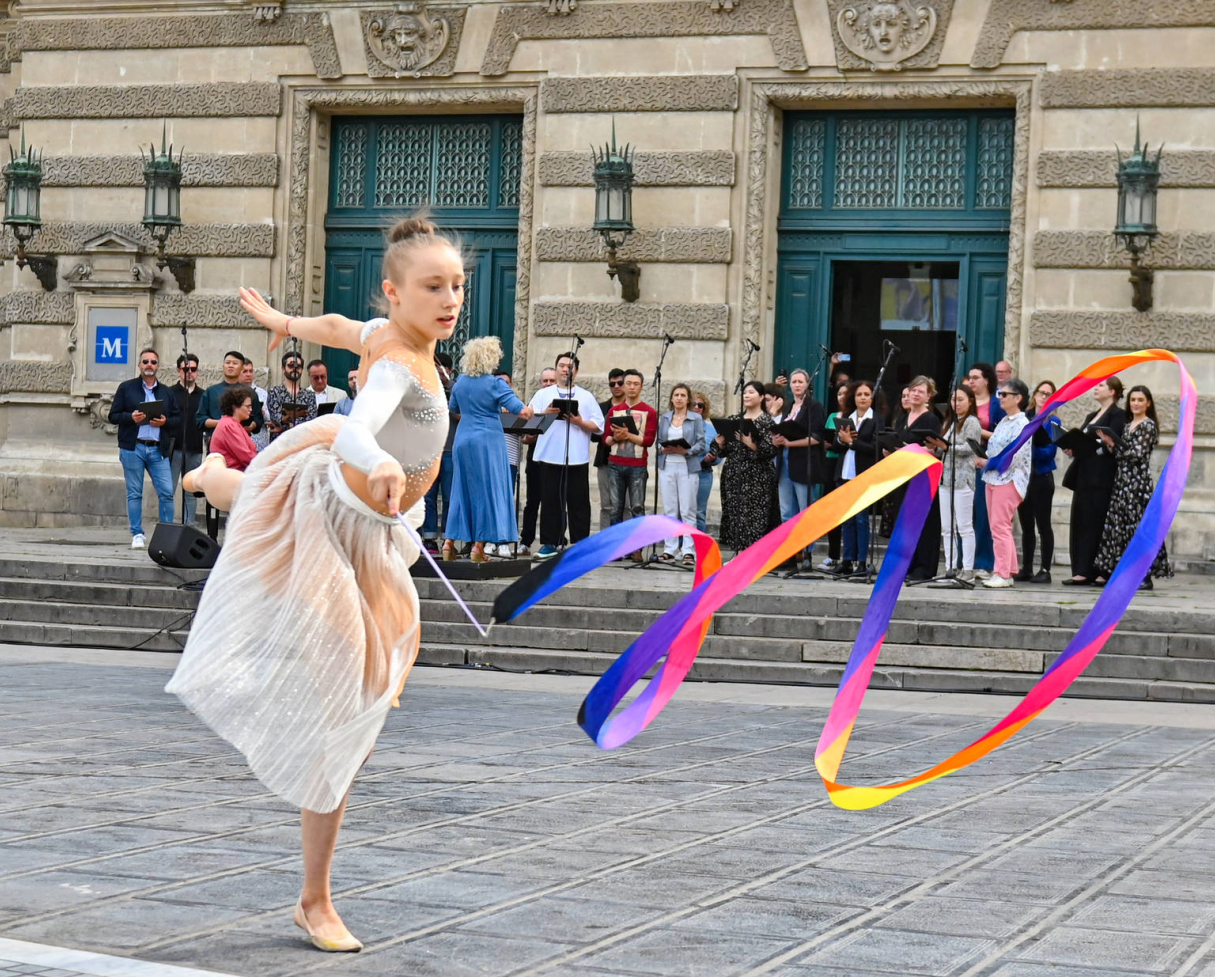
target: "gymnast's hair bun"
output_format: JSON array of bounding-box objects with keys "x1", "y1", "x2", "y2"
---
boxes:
[{"x1": 388, "y1": 214, "x2": 437, "y2": 244}]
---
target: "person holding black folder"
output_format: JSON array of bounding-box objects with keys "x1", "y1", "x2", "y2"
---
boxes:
[
  {"x1": 714, "y1": 380, "x2": 778, "y2": 554},
  {"x1": 772, "y1": 369, "x2": 825, "y2": 568},
  {"x1": 1092, "y1": 385, "x2": 1171, "y2": 589},
  {"x1": 978, "y1": 379, "x2": 1032, "y2": 588},
  {"x1": 1014, "y1": 381, "x2": 1062, "y2": 583},
  {"x1": 899, "y1": 376, "x2": 943, "y2": 581},
  {"x1": 266, "y1": 350, "x2": 317, "y2": 439},
  {"x1": 109, "y1": 346, "x2": 181, "y2": 549},
  {"x1": 1061, "y1": 376, "x2": 1127, "y2": 585},
  {"x1": 831, "y1": 380, "x2": 881, "y2": 575},
  {"x1": 656, "y1": 383, "x2": 706, "y2": 564}
]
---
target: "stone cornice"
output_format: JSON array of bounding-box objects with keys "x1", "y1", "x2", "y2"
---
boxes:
[
  {"x1": 13, "y1": 83, "x2": 282, "y2": 120},
  {"x1": 0, "y1": 290, "x2": 75, "y2": 327},
  {"x1": 1037, "y1": 151, "x2": 1215, "y2": 189},
  {"x1": 973, "y1": 0, "x2": 1215, "y2": 69},
  {"x1": 13, "y1": 12, "x2": 341, "y2": 79},
  {"x1": 539, "y1": 151, "x2": 735, "y2": 187},
  {"x1": 1029, "y1": 310, "x2": 1215, "y2": 353},
  {"x1": 1034, "y1": 231, "x2": 1215, "y2": 270},
  {"x1": 43, "y1": 154, "x2": 279, "y2": 188},
  {"x1": 1040, "y1": 70, "x2": 1215, "y2": 109},
  {"x1": 541, "y1": 75, "x2": 738, "y2": 114},
  {"x1": 0, "y1": 223, "x2": 275, "y2": 259},
  {"x1": 481, "y1": 0, "x2": 806, "y2": 76},
  {"x1": 536, "y1": 227, "x2": 732, "y2": 263},
  {"x1": 533, "y1": 302, "x2": 729, "y2": 340}
]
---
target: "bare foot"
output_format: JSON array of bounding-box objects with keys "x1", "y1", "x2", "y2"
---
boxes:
[{"x1": 183, "y1": 453, "x2": 227, "y2": 494}]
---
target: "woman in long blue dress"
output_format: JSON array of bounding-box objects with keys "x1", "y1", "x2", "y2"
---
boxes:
[{"x1": 443, "y1": 336, "x2": 532, "y2": 562}]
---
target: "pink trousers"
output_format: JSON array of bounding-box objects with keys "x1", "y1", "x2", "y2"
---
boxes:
[{"x1": 986, "y1": 481, "x2": 1023, "y2": 579}]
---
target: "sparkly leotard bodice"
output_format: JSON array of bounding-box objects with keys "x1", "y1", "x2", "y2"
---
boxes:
[{"x1": 330, "y1": 318, "x2": 449, "y2": 511}]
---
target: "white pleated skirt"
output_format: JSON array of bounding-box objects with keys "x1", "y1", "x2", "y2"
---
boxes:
[{"x1": 165, "y1": 417, "x2": 423, "y2": 813}]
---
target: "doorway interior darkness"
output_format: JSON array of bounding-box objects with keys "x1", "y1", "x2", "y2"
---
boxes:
[{"x1": 775, "y1": 109, "x2": 1014, "y2": 410}]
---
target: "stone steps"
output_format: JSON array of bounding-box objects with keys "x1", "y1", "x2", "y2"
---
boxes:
[{"x1": 2, "y1": 556, "x2": 1215, "y2": 701}]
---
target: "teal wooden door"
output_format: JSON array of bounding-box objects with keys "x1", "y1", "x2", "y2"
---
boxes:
[
  {"x1": 776, "y1": 111, "x2": 1015, "y2": 401},
  {"x1": 323, "y1": 115, "x2": 523, "y2": 388}
]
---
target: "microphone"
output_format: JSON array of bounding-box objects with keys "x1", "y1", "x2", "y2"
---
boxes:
[
  {"x1": 572, "y1": 334, "x2": 585, "y2": 349},
  {"x1": 663, "y1": 333, "x2": 675, "y2": 346},
  {"x1": 818, "y1": 343, "x2": 832, "y2": 357},
  {"x1": 884, "y1": 339, "x2": 901, "y2": 354},
  {"x1": 957, "y1": 336, "x2": 968, "y2": 353},
  {"x1": 745, "y1": 338, "x2": 760, "y2": 351}
]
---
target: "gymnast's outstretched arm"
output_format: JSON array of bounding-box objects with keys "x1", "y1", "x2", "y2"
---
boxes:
[{"x1": 239, "y1": 288, "x2": 365, "y2": 354}]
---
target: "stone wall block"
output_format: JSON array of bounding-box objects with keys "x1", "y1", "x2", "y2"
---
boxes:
[
  {"x1": 538, "y1": 150, "x2": 735, "y2": 187},
  {"x1": 0, "y1": 292, "x2": 75, "y2": 327},
  {"x1": 482, "y1": 0, "x2": 805, "y2": 75},
  {"x1": 1034, "y1": 231, "x2": 1215, "y2": 270},
  {"x1": 13, "y1": 83, "x2": 282, "y2": 120},
  {"x1": 0, "y1": 361, "x2": 73, "y2": 395},
  {"x1": 535, "y1": 227, "x2": 731, "y2": 263},
  {"x1": 532, "y1": 301, "x2": 728, "y2": 339},
  {"x1": 43, "y1": 154, "x2": 279, "y2": 189},
  {"x1": 13, "y1": 12, "x2": 342, "y2": 79},
  {"x1": 151, "y1": 295, "x2": 259, "y2": 330},
  {"x1": 1029, "y1": 310, "x2": 1215, "y2": 352},
  {"x1": 1040, "y1": 70, "x2": 1215, "y2": 109},
  {"x1": 0, "y1": 223, "x2": 274, "y2": 260},
  {"x1": 973, "y1": 0, "x2": 1215, "y2": 69},
  {"x1": 541, "y1": 75, "x2": 738, "y2": 114},
  {"x1": 1037, "y1": 150, "x2": 1215, "y2": 189}
]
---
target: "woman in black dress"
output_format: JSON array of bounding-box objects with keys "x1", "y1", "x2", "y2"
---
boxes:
[
  {"x1": 1093, "y1": 385, "x2": 1172, "y2": 590},
  {"x1": 1062, "y1": 376, "x2": 1127, "y2": 585},
  {"x1": 715, "y1": 379, "x2": 778, "y2": 553},
  {"x1": 900, "y1": 375, "x2": 943, "y2": 581},
  {"x1": 833, "y1": 380, "x2": 883, "y2": 575}
]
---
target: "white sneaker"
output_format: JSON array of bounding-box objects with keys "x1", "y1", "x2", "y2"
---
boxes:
[
  {"x1": 957, "y1": 569, "x2": 976, "y2": 583},
  {"x1": 516, "y1": 545, "x2": 531, "y2": 558},
  {"x1": 975, "y1": 569, "x2": 992, "y2": 580},
  {"x1": 131, "y1": 534, "x2": 146, "y2": 549},
  {"x1": 816, "y1": 558, "x2": 837, "y2": 572},
  {"x1": 983, "y1": 574, "x2": 1014, "y2": 588},
  {"x1": 483, "y1": 543, "x2": 498, "y2": 557}
]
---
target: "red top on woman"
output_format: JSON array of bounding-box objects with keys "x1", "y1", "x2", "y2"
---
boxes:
[{"x1": 211, "y1": 415, "x2": 258, "y2": 472}]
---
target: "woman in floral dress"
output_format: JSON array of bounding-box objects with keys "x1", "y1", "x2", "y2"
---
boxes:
[
  {"x1": 714, "y1": 379, "x2": 778, "y2": 553},
  {"x1": 1094, "y1": 384, "x2": 1172, "y2": 590}
]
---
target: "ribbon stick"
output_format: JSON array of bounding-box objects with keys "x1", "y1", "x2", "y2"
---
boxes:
[{"x1": 490, "y1": 351, "x2": 1194, "y2": 809}]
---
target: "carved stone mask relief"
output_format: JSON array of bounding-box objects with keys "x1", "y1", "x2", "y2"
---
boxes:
[
  {"x1": 836, "y1": 0, "x2": 938, "y2": 71},
  {"x1": 367, "y1": 2, "x2": 451, "y2": 76}
]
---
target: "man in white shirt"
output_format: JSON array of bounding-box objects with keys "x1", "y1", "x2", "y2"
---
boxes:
[
  {"x1": 307, "y1": 359, "x2": 348, "y2": 407},
  {"x1": 527, "y1": 352, "x2": 604, "y2": 559}
]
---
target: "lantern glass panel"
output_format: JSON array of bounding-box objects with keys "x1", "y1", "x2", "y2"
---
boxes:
[
  {"x1": 595, "y1": 185, "x2": 609, "y2": 225},
  {"x1": 154, "y1": 182, "x2": 170, "y2": 220}
]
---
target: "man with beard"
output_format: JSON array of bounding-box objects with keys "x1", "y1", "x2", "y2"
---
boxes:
[{"x1": 266, "y1": 349, "x2": 318, "y2": 438}]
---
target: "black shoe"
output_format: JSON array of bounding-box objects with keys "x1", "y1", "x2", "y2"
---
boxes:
[
  {"x1": 1030, "y1": 569, "x2": 1051, "y2": 584},
  {"x1": 1061, "y1": 577, "x2": 1092, "y2": 586},
  {"x1": 837, "y1": 560, "x2": 855, "y2": 576},
  {"x1": 1138, "y1": 578, "x2": 1154, "y2": 591},
  {"x1": 1013, "y1": 569, "x2": 1033, "y2": 582},
  {"x1": 906, "y1": 571, "x2": 932, "y2": 582}
]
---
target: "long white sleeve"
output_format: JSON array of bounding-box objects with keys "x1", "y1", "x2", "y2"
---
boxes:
[{"x1": 331, "y1": 358, "x2": 414, "y2": 474}]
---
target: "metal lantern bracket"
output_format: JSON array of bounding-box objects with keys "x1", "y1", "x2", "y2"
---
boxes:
[
  {"x1": 591, "y1": 121, "x2": 640, "y2": 303},
  {"x1": 141, "y1": 126, "x2": 196, "y2": 294},
  {"x1": 1114, "y1": 119, "x2": 1162, "y2": 313},
  {"x1": 606, "y1": 248, "x2": 641, "y2": 303},
  {"x1": 3, "y1": 132, "x2": 58, "y2": 291}
]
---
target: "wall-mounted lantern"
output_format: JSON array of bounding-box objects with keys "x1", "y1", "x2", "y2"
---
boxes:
[
  {"x1": 3, "y1": 131, "x2": 57, "y2": 291},
  {"x1": 141, "y1": 127, "x2": 195, "y2": 293},
  {"x1": 1114, "y1": 120, "x2": 1162, "y2": 313},
  {"x1": 591, "y1": 123, "x2": 640, "y2": 303}
]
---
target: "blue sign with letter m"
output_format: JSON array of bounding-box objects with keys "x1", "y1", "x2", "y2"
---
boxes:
[{"x1": 95, "y1": 325, "x2": 129, "y2": 364}]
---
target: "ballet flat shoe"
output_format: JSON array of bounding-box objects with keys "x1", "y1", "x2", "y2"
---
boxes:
[{"x1": 294, "y1": 900, "x2": 362, "y2": 953}]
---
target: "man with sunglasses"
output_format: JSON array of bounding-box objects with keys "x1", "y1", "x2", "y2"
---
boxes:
[
  {"x1": 108, "y1": 347, "x2": 182, "y2": 548},
  {"x1": 169, "y1": 353, "x2": 205, "y2": 524},
  {"x1": 593, "y1": 367, "x2": 627, "y2": 531}
]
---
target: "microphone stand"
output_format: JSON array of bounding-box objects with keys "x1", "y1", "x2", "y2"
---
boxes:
[
  {"x1": 845, "y1": 339, "x2": 898, "y2": 586},
  {"x1": 735, "y1": 340, "x2": 759, "y2": 406},
  {"x1": 178, "y1": 319, "x2": 191, "y2": 524},
  {"x1": 631, "y1": 335, "x2": 690, "y2": 571},
  {"x1": 919, "y1": 330, "x2": 975, "y2": 589}
]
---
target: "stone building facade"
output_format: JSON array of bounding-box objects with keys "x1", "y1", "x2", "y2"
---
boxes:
[{"x1": 0, "y1": 0, "x2": 1212, "y2": 557}]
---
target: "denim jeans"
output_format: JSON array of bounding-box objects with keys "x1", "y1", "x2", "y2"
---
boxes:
[
  {"x1": 170, "y1": 449, "x2": 202, "y2": 523},
  {"x1": 422, "y1": 449, "x2": 453, "y2": 538},
  {"x1": 609, "y1": 463, "x2": 648, "y2": 524},
  {"x1": 777, "y1": 463, "x2": 810, "y2": 523},
  {"x1": 695, "y1": 469, "x2": 713, "y2": 533},
  {"x1": 120, "y1": 443, "x2": 175, "y2": 537},
  {"x1": 842, "y1": 505, "x2": 870, "y2": 563}
]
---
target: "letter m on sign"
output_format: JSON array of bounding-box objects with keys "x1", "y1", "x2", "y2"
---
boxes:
[{"x1": 95, "y1": 326, "x2": 129, "y2": 364}]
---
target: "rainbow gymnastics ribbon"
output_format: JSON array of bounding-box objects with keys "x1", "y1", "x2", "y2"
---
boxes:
[{"x1": 490, "y1": 350, "x2": 1195, "y2": 808}]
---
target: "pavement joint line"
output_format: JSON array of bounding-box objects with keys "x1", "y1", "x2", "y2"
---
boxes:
[
  {"x1": 119, "y1": 711, "x2": 955, "y2": 955},
  {"x1": 0, "y1": 709, "x2": 828, "y2": 898},
  {"x1": 950, "y1": 752, "x2": 1215, "y2": 976},
  {"x1": 0, "y1": 711, "x2": 810, "y2": 848},
  {"x1": 0, "y1": 937, "x2": 235, "y2": 977},
  {"x1": 279, "y1": 717, "x2": 1092, "y2": 977},
  {"x1": 1172, "y1": 918, "x2": 1215, "y2": 977},
  {"x1": 0, "y1": 722, "x2": 224, "y2": 763},
  {"x1": 738, "y1": 723, "x2": 1215, "y2": 975},
  {"x1": 498, "y1": 722, "x2": 1163, "y2": 977}
]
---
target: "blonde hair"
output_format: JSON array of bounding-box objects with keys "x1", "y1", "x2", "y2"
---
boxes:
[
  {"x1": 692, "y1": 390, "x2": 712, "y2": 415},
  {"x1": 908, "y1": 374, "x2": 937, "y2": 400},
  {"x1": 375, "y1": 212, "x2": 465, "y2": 312},
  {"x1": 460, "y1": 335, "x2": 502, "y2": 378}
]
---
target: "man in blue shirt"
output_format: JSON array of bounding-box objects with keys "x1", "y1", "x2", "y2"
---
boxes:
[{"x1": 108, "y1": 347, "x2": 181, "y2": 549}]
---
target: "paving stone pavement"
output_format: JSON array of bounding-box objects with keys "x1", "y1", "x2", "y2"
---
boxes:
[{"x1": 5, "y1": 646, "x2": 1215, "y2": 977}]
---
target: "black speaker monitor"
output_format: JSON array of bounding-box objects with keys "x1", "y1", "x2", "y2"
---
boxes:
[{"x1": 149, "y1": 523, "x2": 220, "y2": 570}]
